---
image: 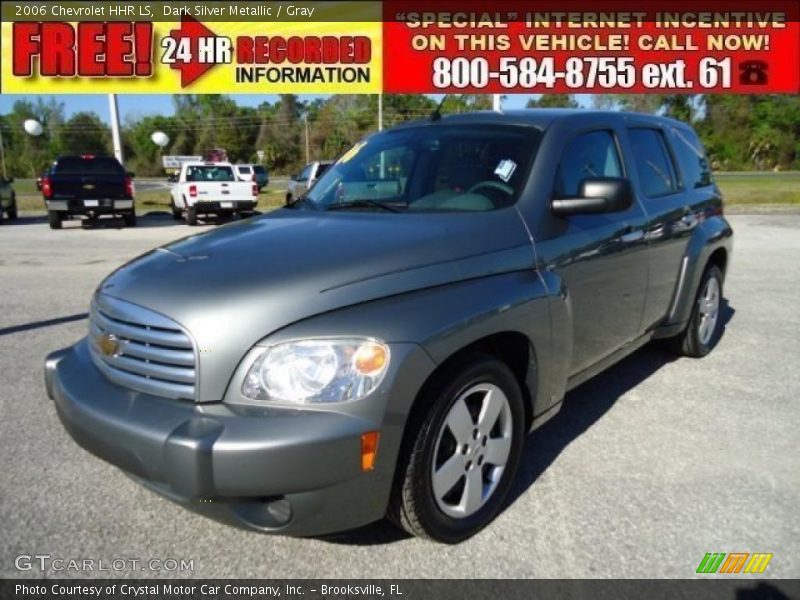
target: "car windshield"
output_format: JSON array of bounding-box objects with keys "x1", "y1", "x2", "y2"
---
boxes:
[
  {"x1": 303, "y1": 125, "x2": 540, "y2": 212},
  {"x1": 186, "y1": 166, "x2": 236, "y2": 182},
  {"x1": 55, "y1": 156, "x2": 124, "y2": 175}
]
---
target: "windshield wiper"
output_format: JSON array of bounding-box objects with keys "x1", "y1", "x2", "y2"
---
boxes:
[{"x1": 326, "y1": 199, "x2": 402, "y2": 213}]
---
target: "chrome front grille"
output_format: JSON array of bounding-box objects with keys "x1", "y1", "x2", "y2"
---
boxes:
[{"x1": 88, "y1": 294, "x2": 196, "y2": 400}]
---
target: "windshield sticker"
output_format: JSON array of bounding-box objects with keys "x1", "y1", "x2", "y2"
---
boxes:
[
  {"x1": 339, "y1": 141, "x2": 368, "y2": 164},
  {"x1": 494, "y1": 159, "x2": 517, "y2": 182}
]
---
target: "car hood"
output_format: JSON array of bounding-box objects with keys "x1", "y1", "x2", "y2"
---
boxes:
[{"x1": 99, "y1": 208, "x2": 534, "y2": 401}]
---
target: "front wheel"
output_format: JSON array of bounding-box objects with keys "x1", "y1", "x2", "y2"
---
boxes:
[
  {"x1": 170, "y1": 199, "x2": 182, "y2": 220},
  {"x1": 668, "y1": 264, "x2": 725, "y2": 357},
  {"x1": 390, "y1": 355, "x2": 526, "y2": 543}
]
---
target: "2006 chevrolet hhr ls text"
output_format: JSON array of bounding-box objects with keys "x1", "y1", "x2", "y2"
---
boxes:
[{"x1": 46, "y1": 110, "x2": 733, "y2": 543}]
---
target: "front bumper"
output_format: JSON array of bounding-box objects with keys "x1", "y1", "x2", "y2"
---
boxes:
[{"x1": 45, "y1": 339, "x2": 398, "y2": 536}]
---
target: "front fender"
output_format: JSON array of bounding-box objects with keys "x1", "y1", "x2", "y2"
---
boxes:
[
  {"x1": 662, "y1": 215, "x2": 733, "y2": 330},
  {"x1": 232, "y1": 270, "x2": 569, "y2": 427}
]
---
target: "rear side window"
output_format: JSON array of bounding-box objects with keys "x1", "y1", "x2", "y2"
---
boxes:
[
  {"x1": 671, "y1": 127, "x2": 712, "y2": 189},
  {"x1": 316, "y1": 163, "x2": 332, "y2": 177},
  {"x1": 55, "y1": 157, "x2": 124, "y2": 175},
  {"x1": 556, "y1": 130, "x2": 622, "y2": 197},
  {"x1": 628, "y1": 129, "x2": 679, "y2": 198}
]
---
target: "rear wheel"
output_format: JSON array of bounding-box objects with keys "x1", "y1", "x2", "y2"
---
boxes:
[
  {"x1": 123, "y1": 210, "x2": 136, "y2": 228},
  {"x1": 668, "y1": 264, "x2": 724, "y2": 357},
  {"x1": 390, "y1": 355, "x2": 525, "y2": 543},
  {"x1": 186, "y1": 206, "x2": 198, "y2": 226},
  {"x1": 285, "y1": 193, "x2": 293, "y2": 204},
  {"x1": 48, "y1": 210, "x2": 63, "y2": 230},
  {"x1": 7, "y1": 194, "x2": 17, "y2": 219}
]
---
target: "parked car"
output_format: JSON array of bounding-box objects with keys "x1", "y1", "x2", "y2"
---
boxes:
[
  {"x1": 170, "y1": 161, "x2": 258, "y2": 225},
  {"x1": 0, "y1": 177, "x2": 17, "y2": 224},
  {"x1": 234, "y1": 164, "x2": 254, "y2": 183},
  {"x1": 45, "y1": 110, "x2": 732, "y2": 543},
  {"x1": 41, "y1": 155, "x2": 135, "y2": 229},
  {"x1": 286, "y1": 160, "x2": 333, "y2": 203},
  {"x1": 253, "y1": 164, "x2": 269, "y2": 191}
]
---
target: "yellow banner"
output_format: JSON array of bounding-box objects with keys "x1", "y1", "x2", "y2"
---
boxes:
[{"x1": 1, "y1": 16, "x2": 381, "y2": 93}]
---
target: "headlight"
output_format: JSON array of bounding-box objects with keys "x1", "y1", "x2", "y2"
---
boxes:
[{"x1": 241, "y1": 338, "x2": 390, "y2": 404}]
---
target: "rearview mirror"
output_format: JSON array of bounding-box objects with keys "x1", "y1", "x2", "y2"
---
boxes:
[{"x1": 551, "y1": 177, "x2": 633, "y2": 216}]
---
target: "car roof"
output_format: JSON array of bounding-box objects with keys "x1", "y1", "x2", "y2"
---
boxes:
[{"x1": 389, "y1": 108, "x2": 691, "y2": 131}]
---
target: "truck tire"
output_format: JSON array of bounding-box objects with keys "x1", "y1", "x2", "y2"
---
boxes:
[
  {"x1": 48, "y1": 210, "x2": 63, "y2": 230},
  {"x1": 390, "y1": 355, "x2": 526, "y2": 543},
  {"x1": 123, "y1": 210, "x2": 137, "y2": 228},
  {"x1": 7, "y1": 194, "x2": 17, "y2": 219},
  {"x1": 170, "y1": 199, "x2": 182, "y2": 220},
  {"x1": 667, "y1": 264, "x2": 724, "y2": 358},
  {"x1": 285, "y1": 193, "x2": 293, "y2": 204},
  {"x1": 186, "y1": 206, "x2": 198, "y2": 226}
]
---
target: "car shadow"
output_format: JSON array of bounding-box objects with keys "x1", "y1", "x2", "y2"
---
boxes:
[{"x1": 321, "y1": 301, "x2": 735, "y2": 546}]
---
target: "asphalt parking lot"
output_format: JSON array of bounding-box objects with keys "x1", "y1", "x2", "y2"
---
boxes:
[{"x1": 0, "y1": 213, "x2": 798, "y2": 579}]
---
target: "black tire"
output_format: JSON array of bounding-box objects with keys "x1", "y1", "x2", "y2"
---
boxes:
[
  {"x1": 170, "y1": 200, "x2": 182, "y2": 220},
  {"x1": 667, "y1": 264, "x2": 724, "y2": 358},
  {"x1": 7, "y1": 194, "x2": 17, "y2": 219},
  {"x1": 123, "y1": 210, "x2": 136, "y2": 228},
  {"x1": 186, "y1": 206, "x2": 198, "y2": 226},
  {"x1": 390, "y1": 355, "x2": 526, "y2": 543},
  {"x1": 48, "y1": 210, "x2": 62, "y2": 230},
  {"x1": 285, "y1": 193, "x2": 293, "y2": 204}
]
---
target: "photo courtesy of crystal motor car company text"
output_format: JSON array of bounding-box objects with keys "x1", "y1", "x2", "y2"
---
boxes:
[{"x1": 0, "y1": 0, "x2": 798, "y2": 593}]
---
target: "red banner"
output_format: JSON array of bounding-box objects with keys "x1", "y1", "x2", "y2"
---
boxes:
[{"x1": 383, "y1": 1, "x2": 800, "y2": 93}]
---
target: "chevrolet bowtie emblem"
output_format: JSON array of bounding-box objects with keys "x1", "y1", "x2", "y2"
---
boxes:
[
  {"x1": 97, "y1": 332, "x2": 119, "y2": 357},
  {"x1": 83, "y1": 183, "x2": 95, "y2": 190}
]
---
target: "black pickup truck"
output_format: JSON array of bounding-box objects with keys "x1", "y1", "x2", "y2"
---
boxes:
[{"x1": 42, "y1": 155, "x2": 136, "y2": 229}]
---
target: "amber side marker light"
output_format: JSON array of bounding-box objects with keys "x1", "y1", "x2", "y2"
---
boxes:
[{"x1": 361, "y1": 431, "x2": 380, "y2": 472}]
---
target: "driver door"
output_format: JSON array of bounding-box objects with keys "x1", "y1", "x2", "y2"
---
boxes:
[{"x1": 545, "y1": 128, "x2": 649, "y2": 375}]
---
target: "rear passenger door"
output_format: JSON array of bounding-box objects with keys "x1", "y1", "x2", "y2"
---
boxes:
[{"x1": 626, "y1": 126, "x2": 712, "y2": 329}]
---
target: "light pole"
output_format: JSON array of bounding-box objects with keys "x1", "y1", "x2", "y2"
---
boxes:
[
  {"x1": 108, "y1": 94, "x2": 124, "y2": 165},
  {"x1": 0, "y1": 126, "x2": 7, "y2": 179},
  {"x1": 302, "y1": 113, "x2": 310, "y2": 163}
]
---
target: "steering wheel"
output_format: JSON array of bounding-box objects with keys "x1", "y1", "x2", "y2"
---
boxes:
[{"x1": 467, "y1": 181, "x2": 514, "y2": 197}]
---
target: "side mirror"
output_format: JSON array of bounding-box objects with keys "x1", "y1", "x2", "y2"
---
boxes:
[
  {"x1": 126, "y1": 171, "x2": 135, "y2": 178},
  {"x1": 551, "y1": 177, "x2": 633, "y2": 216}
]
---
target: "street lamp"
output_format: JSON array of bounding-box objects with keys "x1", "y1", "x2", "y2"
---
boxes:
[
  {"x1": 151, "y1": 131, "x2": 169, "y2": 147},
  {"x1": 24, "y1": 119, "x2": 44, "y2": 137}
]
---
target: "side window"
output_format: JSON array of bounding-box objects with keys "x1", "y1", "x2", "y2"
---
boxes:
[
  {"x1": 671, "y1": 127, "x2": 712, "y2": 189},
  {"x1": 298, "y1": 165, "x2": 313, "y2": 182},
  {"x1": 628, "y1": 129, "x2": 679, "y2": 198},
  {"x1": 557, "y1": 130, "x2": 622, "y2": 197}
]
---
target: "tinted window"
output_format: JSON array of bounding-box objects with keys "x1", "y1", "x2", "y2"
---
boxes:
[
  {"x1": 236, "y1": 166, "x2": 252, "y2": 174},
  {"x1": 185, "y1": 166, "x2": 235, "y2": 182},
  {"x1": 671, "y1": 127, "x2": 712, "y2": 189},
  {"x1": 315, "y1": 163, "x2": 332, "y2": 178},
  {"x1": 628, "y1": 129, "x2": 679, "y2": 197},
  {"x1": 557, "y1": 131, "x2": 622, "y2": 197},
  {"x1": 55, "y1": 156, "x2": 124, "y2": 175},
  {"x1": 253, "y1": 166, "x2": 267, "y2": 175}
]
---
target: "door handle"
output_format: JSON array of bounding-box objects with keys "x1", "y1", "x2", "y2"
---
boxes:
[{"x1": 619, "y1": 229, "x2": 644, "y2": 243}]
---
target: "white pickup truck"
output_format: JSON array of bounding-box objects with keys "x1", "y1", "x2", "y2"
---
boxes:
[{"x1": 170, "y1": 162, "x2": 258, "y2": 225}]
